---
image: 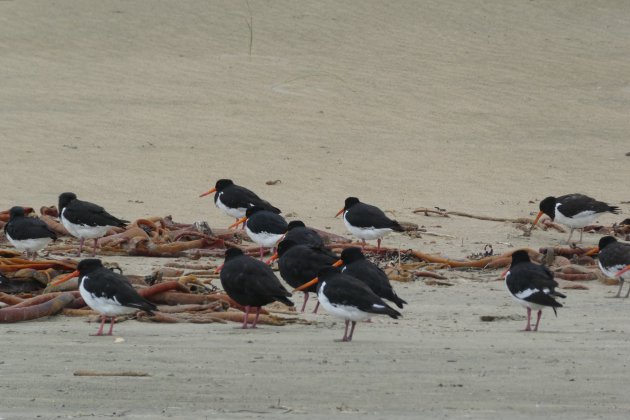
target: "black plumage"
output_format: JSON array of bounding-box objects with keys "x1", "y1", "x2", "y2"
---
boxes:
[
  {"x1": 277, "y1": 239, "x2": 338, "y2": 312},
  {"x1": 200, "y1": 178, "x2": 281, "y2": 220},
  {"x1": 314, "y1": 266, "x2": 401, "y2": 342},
  {"x1": 339, "y1": 247, "x2": 407, "y2": 308},
  {"x1": 595, "y1": 236, "x2": 630, "y2": 298},
  {"x1": 4, "y1": 206, "x2": 57, "y2": 259},
  {"x1": 284, "y1": 221, "x2": 337, "y2": 259},
  {"x1": 505, "y1": 250, "x2": 565, "y2": 331},
  {"x1": 220, "y1": 248, "x2": 293, "y2": 328},
  {"x1": 58, "y1": 192, "x2": 129, "y2": 256},
  {"x1": 337, "y1": 197, "x2": 404, "y2": 251}
]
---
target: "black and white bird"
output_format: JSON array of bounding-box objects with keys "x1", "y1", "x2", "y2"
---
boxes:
[
  {"x1": 532, "y1": 194, "x2": 620, "y2": 243},
  {"x1": 295, "y1": 266, "x2": 401, "y2": 342},
  {"x1": 282, "y1": 220, "x2": 337, "y2": 258},
  {"x1": 219, "y1": 248, "x2": 293, "y2": 329},
  {"x1": 504, "y1": 250, "x2": 566, "y2": 332},
  {"x1": 199, "y1": 179, "x2": 281, "y2": 226},
  {"x1": 277, "y1": 239, "x2": 339, "y2": 313},
  {"x1": 337, "y1": 247, "x2": 407, "y2": 309},
  {"x1": 231, "y1": 206, "x2": 288, "y2": 259},
  {"x1": 336, "y1": 197, "x2": 404, "y2": 251},
  {"x1": 4, "y1": 206, "x2": 57, "y2": 259},
  {"x1": 592, "y1": 236, "x2": 630, "y2": 298},
  {"x1": 58, "y1": 192, "x2": 129, "y2": 256},
  {"x1": 50, "y1": 259, "x2": 157, "y2": 336}
]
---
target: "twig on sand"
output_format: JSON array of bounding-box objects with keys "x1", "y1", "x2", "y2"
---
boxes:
[{"x1": 73, "y1": 370, "x2": 150, "y2": 377}]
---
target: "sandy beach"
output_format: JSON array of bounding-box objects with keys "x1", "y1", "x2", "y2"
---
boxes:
[{"x1": 1, "y1": 0, "x2": 630, "y2": 418}]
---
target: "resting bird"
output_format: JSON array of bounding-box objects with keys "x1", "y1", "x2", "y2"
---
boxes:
[
  {"x1": 336, "y1": 197, "x2": 404, "y2": 251},
  {"x1": 4, "y1": 206, "x2": 57, "y2": 259},
  {"x1": 58, "y1": 192, "x2": 128, "y2": 256},
  {"x1": 199, "y1": 179, "x2": 281, "y2": 227},
  {"x1": 532, "y1": 194, "x2": 619, "y2": 243},
  {"x1": 220, "y1": 248, "x2": 293, "y2": 329},
  {"x1": 50, "y1": 259, "x2": 157, "y2": 336},
  {"x1": 231, "y1": 206, "x2": 288, "y2": 259},
  {"x1": 591, "y1": 236, "x2": 630, "y2": 298},
  {"x1": 337, "y1": 247, "x2": 407, "y2": 309},
  {"x1": 295, "y1": 266, "x2": 401, "y2": 342},
  {"x1": 504, "y1": 250, "x2": 565, "y2": 331}
]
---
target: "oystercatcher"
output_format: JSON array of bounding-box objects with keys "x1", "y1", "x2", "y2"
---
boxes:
[
  {"x1": 199, "y1": 179, "x2": 281, "y2": 227},
  {"x1": 231, "y1": 206, "x2": 288, "y2": 258},
  {"x1": 336, "y1": 197, "x2": 404, "y2": 251},
  {"x1": 50, "y1": 259, "x2": 156, "y2": 336},
  {"x1": 337, "y1": 247, "x2": 407, "y2": 309},
  {"x1": 283, "y1": 220, "x2": 337, "y2": 258},
  {"x1": 219, "y1": 248, "x2": 293, "y2": 329},
  {"x1": 58, "y1": 192, "x2": 129, "y2": 257},
  {"x1": 277, "y1": 239, "x2": 339, "y2": 313},
  {"x1": 4, "y1": 206, "x2": 57, "y2": 259},
  {"x1": 532, "y1": 194, "x2": 620, "y2": 243},
  {"x1": 295, "y1": 266, "x2": 401, "y2": 342},
  {"x1": 504, "y1": 250, "x2": 566, "y2": 331},
  {"x1": 592, "y1": 236, "x2": 630, "y2": 298}
]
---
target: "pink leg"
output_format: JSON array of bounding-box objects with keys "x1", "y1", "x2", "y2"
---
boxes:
[
  {"x1": 524, "y1": 307, "x2": 532, "y2": 331},
  {"x1": 347, "y1": 321, "x2": 357, "y2": 341},
  {"x1": 339, "y1": 319, "x2": 350, "y2": 342},
  {"x1": 361, "y1": 239, "x2": 366, "y2": 249},
  {"x1": 259, "y1": 246, "x2": 264, "y2": 259},
  {"x1": 377, "y1": 238, "x2": 381, "y2": 252},
  {"x1": 242, "y1": 306, "x2": 250, "y2": 329},
  {"x1": 312, "y1": 301, "x2": 320, "y2": 314},
  {"x1": 533, "y1": 310, "x2": 542, "y2": 331},
  {"x1": 300, "y1": 292, "x2": 309, "y2": 313},
  {"x1": 106, "y1": 317, "x2": 116, "y2": 335},
  {"x1": 92, "y1": 239, "x2": 98, "y2": 257},
  {"x1": 91, "y1": 316, "x2": 107, "y2": 336},
  {"x1": 251, "y1": 307, "x2": 261, "y2": 328},
  {"x1": 78, "y1": 238, "x2": 85, "y2": 256}
]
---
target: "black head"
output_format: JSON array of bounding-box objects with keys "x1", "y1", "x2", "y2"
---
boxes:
[
  {"x1": 8, "y1": 206, "x2": 27, "y2": 219},
  {"x1": 510, "y1": 250, "x2": 531, "y2": 267},
  {"x1": 343, "y1": 197, "x2": 360, "y2": 210},
  {"x1": 59, "y1": 192, "x2": 78, "y2": 210},
  {"x1": 538, "y1": 196, "x2": 557, "y2": 219},
  {"x1": 277, "y1": 239, "x2": 299, "y2": 257},
  {"x1": 76, "y1": 258, "x2": 104, "y2": 275},
  {"x1": 224, "y1": 247, "x2": 244, "y2": 261},
  {"x1": 215, "y1": 179, "x2": 234, "y2": 191},
  {"x1": 598, "y1": 236, "x2": 618, "y2": 250},
  {"x1": 245, "y1": 205, "x2": 266, "y2": 217},
  {"x1": 287, "y1": 220, "x2": 306, "y2": 230},
  {"x1": 340, "y1": 247, "x2": 365, "y2": 263}
]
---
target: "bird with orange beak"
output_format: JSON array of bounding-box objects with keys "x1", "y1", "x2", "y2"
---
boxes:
[
  {"x1": 589, "y1": 236, "x2": 630, "y2": 298},
  {"x1": 230, "y1": 206, "x2": 287, "y2": 259},
  {"x1": 530, "y1": 194, "x2": 619, "y2": 243},
  {"x1": 199, "y1": 179, "x2": 280, "y2": 227},
  {"x1": 335, "y1": 197, "x2": 404, "y2": 251}
]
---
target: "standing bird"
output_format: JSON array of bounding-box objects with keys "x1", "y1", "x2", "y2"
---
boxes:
[
  {"x1": 231, "y1": 206, "x2": 288, "y2": 259},
  {"x1": 283, "y1": 220, "x2": 337, "y2": 258},
  {"x1": 532, "y1": 194, "x2": 620, "y2": 243},
  {"x1": 219, "y1": 248, "x2": 293, "y2": 329},
  {"x1": 4, "y1": 206, "x2": 57, "y2": 259},
  {"x1": 337, "y1": 247, "x2": 407, "y2": 309},
  {"x1": 591, "y1": 236, "x2": 630, "y2": 298},
  {"x1": 336, "y1": 197, "x2": 404, "y2": 251},
  {"x1": 277, "y1": 239, "x2": 338, "y2": 313},
  {"x1": 295, "y1": 266, "x2": 401, "y2": 342},
  {"x1": 58, "y1": 192, "x2": 129, "y2": 257},
  {"x1": 50, "y1": 259, "x2": 157, "y2": 336},
  {"x1": 199, "y1": 179, "x2": 281, "y2": 227},
  {"x1": 504, "y1": 250, "x2": 566, "y2": 332}
]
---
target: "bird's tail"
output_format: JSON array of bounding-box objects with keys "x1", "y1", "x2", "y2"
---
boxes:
[
  {"x1": 609, "y1": 205, "x2": 621, "y2": 215},
  {"x1": 276, "y1": 295, "x2": 295, "y2": 307},
  {"x1": 389, "y1": 293, "x2": 407, "y2": 309}
]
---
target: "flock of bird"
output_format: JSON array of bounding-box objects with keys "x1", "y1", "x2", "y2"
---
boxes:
[{"x1": 3, "y1": 180, "x2": 629, "y2": 340}]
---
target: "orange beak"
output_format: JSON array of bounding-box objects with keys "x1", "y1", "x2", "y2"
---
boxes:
[
  {"x1": 214, "y1": 263, "x2": 224, "y2": 274},
  {"x1": 294, "y1": 276, "x2": 319, "y2": 292},
  {"x1": 531, "y1": 210, "x2": 544, "y2": 228},
  {"x1": 332, "y1": 259, "x2": 343, "y2": 267},
  {"x1": 500, "y1": 268, "x2": 510, "y2": 278},
  {"x1": 229, "y1": 216, "x2": 247, "y2": 229},
  {"x1": 49, "y1": 270, "x2": 79, "y2": 287},
  {"x1": 265, "y1": 252, "x2": 279, "y2": 265},
  {"x1": 616, "y1": 264, "x2": 630, "y2": 278},
  {"x1": 199, "y1": 187, "x2": 217, "y2": 198},
  {"x1": 335, "y1": 207, "x2": 345, "y2": 218},
  {"x1": 584, "y1": 247, "x2": 599, "y2": 257}
]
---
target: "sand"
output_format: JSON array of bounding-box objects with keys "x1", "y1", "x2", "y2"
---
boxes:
[{"x1": 1, "y1": 0, "x2": 630, "y2": 418}]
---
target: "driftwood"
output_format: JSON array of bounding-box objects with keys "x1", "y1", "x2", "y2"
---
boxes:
[
  {"x1": 0, "y1": 293, "x2": 75, "y2": 323},
  {"x1": 73, "y1": 370, "x2": 150, "y2": 377}
]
